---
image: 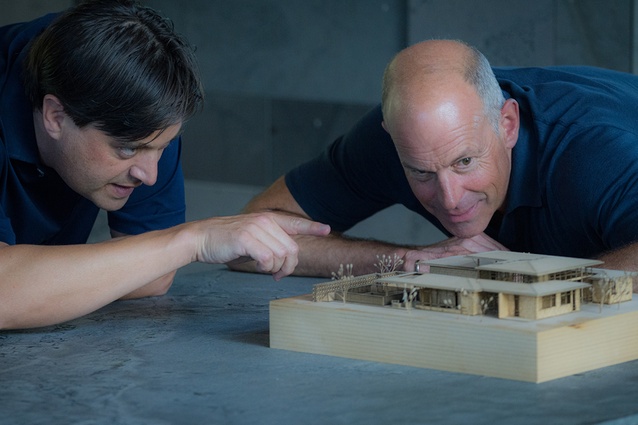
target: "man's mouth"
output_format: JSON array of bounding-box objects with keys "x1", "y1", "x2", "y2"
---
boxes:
[
  {"x1": 110, "y1": 183, "x2": 136, "y2": 199},
  {"x1": 446, "y1": 203, "x2": 478, "y2": 223}
]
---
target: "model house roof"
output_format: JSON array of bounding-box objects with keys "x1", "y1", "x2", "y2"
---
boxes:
[{"x1": 427, "y1": 251, "x2": 603, "y2": 276}]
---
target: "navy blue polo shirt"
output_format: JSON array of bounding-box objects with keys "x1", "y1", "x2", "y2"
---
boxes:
[
  {"x1": 0, "y1": 14, "x2": 185, "y2": 245},
  {"x1": 286, "y1": 66, "x2": 638, "y2": 259}
]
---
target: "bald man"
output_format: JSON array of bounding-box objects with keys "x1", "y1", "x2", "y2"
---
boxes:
[{"x1": 240, "y1": 39, "x2": 638, "y2": 280}]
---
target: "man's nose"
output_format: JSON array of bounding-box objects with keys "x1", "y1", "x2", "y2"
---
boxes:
[
  {"x1": 129, "y1": 151, "x2": 159, "y2": 186},
  {"x1": 437, "y1": 172, "x2": 460, "y2": 210}
]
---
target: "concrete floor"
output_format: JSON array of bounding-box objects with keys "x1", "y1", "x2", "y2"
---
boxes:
[{"x1": 1, "y1": 266, "x2": 638, "y2": 425}]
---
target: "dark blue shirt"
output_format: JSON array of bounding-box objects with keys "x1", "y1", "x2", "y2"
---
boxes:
[
  {"x1": 0, "y1": 14, "x2": 185, "y2": 245},
  {"x1": 286, "y1": 66, "x2": 638, "y2": 259}
]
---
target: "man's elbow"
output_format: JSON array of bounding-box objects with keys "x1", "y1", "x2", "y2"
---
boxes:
[{"x1": 145, "y1": 282, "x2": 172, "y2": 297}]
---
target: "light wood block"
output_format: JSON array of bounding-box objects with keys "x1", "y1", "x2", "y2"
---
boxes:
[{"x1": 270, "y1": 294, "x2": 638, "y2": 383}]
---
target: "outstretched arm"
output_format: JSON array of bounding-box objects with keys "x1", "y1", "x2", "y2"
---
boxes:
[
  {"x1": 0, "y1": 212, "x2": 329, "y2": 329},
  {"x1": 237, "y1": 176, "x2": 507, "y2": 277}
]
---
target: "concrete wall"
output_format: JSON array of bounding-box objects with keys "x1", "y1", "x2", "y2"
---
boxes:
[{"x1": 0, "y1": 0, "x2": 73, "y2": 25}]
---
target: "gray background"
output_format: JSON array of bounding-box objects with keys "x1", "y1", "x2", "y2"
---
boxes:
[{"x1": 2, "y1": 0, "x2": 636, "y2": 246}]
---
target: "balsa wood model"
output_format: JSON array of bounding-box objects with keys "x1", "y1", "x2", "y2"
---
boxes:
[{"x1": 270, "y1": 251, "x2": 638, "y2": 383}]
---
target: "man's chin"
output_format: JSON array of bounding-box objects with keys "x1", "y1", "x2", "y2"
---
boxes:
[
  {"x1": 444, "y1": 222, "x2": 487, "y2": 239},
  {"x1": 92, "y1": 197, "x2": 128, "y2": 211}
]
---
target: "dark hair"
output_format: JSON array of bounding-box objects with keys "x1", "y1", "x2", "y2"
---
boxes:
[{"x1": 23, "y1": 0, "x2": 203, "y2": 142}]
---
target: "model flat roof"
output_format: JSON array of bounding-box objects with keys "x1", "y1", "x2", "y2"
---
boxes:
[{"x1": 426, "y1": 251, "x2": 603, "y2": 276}]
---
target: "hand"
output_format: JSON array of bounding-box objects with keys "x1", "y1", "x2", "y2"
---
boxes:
[
  {"x1": 195, "y1": 213, "x2": 330, "y2": 280},
  {"x1": 402, "y1": 233, "x2": 508, "y2": 273}
]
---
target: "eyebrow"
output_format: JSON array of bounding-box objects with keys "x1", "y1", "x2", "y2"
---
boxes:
[
  {"x1": 401, "y1": 150, "x2": 477, "y2": 174},
  {"x1": 401, "y1": 162, "x2": 431, "y2": 173},
  {"x1": 136, "y1": 125, "x2": 184, "y2": 148}
]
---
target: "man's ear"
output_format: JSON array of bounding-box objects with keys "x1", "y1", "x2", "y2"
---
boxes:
[
  {"x1": 500, "y1": 98, "x2": 519, "y2": 149},
  {"x1": 40, "y1": 94, "x2": 66, "y2": 140}
]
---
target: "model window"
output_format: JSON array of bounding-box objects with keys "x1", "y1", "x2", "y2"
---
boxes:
[{"x1": 542, "y1": 295, "x2": 557, "y2": 309}]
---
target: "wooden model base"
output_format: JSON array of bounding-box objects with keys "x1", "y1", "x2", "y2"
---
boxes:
[{"x1": 270, "y1": 294, "x2": 638, "y2": 383}]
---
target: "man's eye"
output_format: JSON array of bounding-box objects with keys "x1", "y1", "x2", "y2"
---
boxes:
[
  {"x1": 118, "y1": 146, "x2": 137, "y2": 157},
  {"x1": 410, "y1": 169, "x2": 433, "y2": 181},
  {"x1": 459, "y1": 157, "x2": 472, "y2": 166}
]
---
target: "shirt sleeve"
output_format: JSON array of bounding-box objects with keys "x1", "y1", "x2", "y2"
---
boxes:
[
  {"x1": 107, "y1": 136, "x2": 186, "y2": 235},
  {"x1": 549, "y1": 125, "x2": 638, "y2": 254}
]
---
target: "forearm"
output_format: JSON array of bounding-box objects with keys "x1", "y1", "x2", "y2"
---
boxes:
[
  {"x1": 298, "y1": 234, "x2": 415, "y2": 277},
  {"x1": 107, "y1": 232, "x2": 177, "y2": 299},
  {"x1": 0, "y1": 225, "x2": 195, "y2": 329},
  {"x1": 231, "y1": 232, "x2": 412, "y2": 278}
]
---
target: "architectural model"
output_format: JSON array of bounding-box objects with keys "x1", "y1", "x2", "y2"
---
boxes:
[{"x1": 270, "y1": 251, "x2": 638, "y2": 383}]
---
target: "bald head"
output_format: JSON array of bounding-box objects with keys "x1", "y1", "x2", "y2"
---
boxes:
[
  {"x1": 381, "y1": 40, "x2": 504, "y2": 133},
  {"x1": 382, "y1": 40, "x2": 475, "y2": 93}
]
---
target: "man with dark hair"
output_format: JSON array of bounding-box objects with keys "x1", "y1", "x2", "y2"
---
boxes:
[
  {"x1": 241, "y1": 39, "x2": 638, "y2": 284},
  {"x1": 0, "y1": 0, "x2": 329, "y2": 329}
]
